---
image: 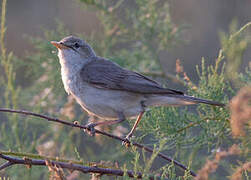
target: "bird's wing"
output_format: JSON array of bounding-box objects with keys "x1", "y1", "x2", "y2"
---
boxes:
[{"x1": 80, "y1": 57, "x2": 184, "y2": 95}]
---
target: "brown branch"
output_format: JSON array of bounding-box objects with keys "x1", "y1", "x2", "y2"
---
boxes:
[
  {"x1": 0, "y1": 153, "x2": 161, "y2": 179},
  {"x1": 0, "y1": 108, "x2": 197, "y2": 177},
  {"x1": 0, "y1": 161, "x2": 13, "y2": 171}
]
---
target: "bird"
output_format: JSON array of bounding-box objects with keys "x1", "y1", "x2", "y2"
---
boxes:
[{"x1": 51, "y1": 35, "x2": 224, "y2": 143}]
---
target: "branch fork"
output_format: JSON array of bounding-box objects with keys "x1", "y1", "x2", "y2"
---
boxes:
[{"x1": 0, "y1": 108, "x2": 197, "y2": 177}]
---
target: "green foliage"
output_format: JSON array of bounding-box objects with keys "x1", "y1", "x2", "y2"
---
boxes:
[
  {"x1": 0, "y1": 0, "x2": 251, "y2": 179},
  {"x1": 239, "y1": 64, "x2": 251, "y2": 84},
  {"x1": 219, "y1": 20, "x2": 251, "y2": 86},
  {"x1": 0, "y1": 0, "x2": 21, "y2": 150},
  {"x1": 139, "y1": 50, "x2": 232, "y2": 173},
  {"x1": 80, "y1": 0, "x2": 185, "y2": 73}
]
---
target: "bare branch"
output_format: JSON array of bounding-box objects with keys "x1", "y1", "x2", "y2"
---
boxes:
[
  {"x1": 0, "y1": 161, "x2": 13, "y2": 171},
  {"x1": 0, "y1": 108, "x2": 197, "y2": 177},
  {"x1": 0, "y1": 153, "x2": 162, "y2": 179}
]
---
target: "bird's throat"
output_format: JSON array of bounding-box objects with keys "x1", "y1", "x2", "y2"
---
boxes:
[{"x1": 58, "y1": 50, "x2": 85, "y2": 94}]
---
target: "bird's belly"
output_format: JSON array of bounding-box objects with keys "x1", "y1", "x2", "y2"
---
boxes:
[{"x1": 70, "y1": 81, "x2": 145, "y2": 120}]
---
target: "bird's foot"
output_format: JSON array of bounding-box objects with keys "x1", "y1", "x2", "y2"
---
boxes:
[
  {"x1": 85, "y1": 123, "x2": 96, "y2": 136},
  {"x1": 122, "y1": 134, "x2": 132, "y2": 147}
]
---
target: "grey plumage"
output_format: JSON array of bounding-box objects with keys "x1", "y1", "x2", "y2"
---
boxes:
[
  {"x1": 80, "y1": 57, "x2": 184, "y2": 95},
  {"x1": 51, "y1": 35, "x2": 224, "y2": 140}
]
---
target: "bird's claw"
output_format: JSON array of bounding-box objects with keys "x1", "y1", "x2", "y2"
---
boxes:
[
  {"x1": 122, "y1": 134, "x2": 132, "y2": 147},
  {"x1": 85, "y1": 123, "x2": 96, "y2": 136}
]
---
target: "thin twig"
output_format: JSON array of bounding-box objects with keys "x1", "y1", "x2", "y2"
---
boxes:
[
  {"x1": 0, "y1": 153, "x2": 161, "y2": 179},
  {"x1": 0, "y1": 108, "x2": 197, "y2": 177},
  {"x1": 0, "y1": 151, "x2": 83, "y2": 165},
  {"x1": 230, "y1": 21, "x2": 251, "y2": 40},
  {"x1": 0, "y1": 161, "x2": 13, "y2": 171}
]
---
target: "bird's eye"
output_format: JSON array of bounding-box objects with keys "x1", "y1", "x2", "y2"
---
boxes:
[{"x1": 74, "y1": 43, "x2": 80, "y2": 48}]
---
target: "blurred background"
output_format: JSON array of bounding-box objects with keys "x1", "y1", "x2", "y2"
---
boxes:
[
  {"x1": 0, "y1": 0, "x2": 251, "y2": 179},
  {"x1": 6, "y1": 0, "x2": 251, "y2": 77}
]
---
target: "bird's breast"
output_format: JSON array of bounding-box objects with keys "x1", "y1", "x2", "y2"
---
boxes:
[{"x1": 60, "y1": 66, "x2": 80, "y2": 95}]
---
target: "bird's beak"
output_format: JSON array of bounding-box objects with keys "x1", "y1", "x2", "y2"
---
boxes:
[{"x1": 50, "y1": 41, "x2": 69, "y2": 49}]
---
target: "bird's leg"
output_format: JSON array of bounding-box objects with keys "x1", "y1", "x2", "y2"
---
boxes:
[
  {"x1": 123, "y1": 111, "x2": 145, "y2": 145},
  {"x1": 85, "y1": 112, "x2": 126, "y2": 136}
]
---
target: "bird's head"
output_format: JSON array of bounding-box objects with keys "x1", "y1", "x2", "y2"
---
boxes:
[{"x1": 51, "y1": 36, "x2": 96, "y2": 62}]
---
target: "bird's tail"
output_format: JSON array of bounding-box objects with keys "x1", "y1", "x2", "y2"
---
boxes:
[
  {"x1": 145, "y1": 94, "x2": 225, "y2": 107},
  {"x1": 177, "y1": 95, "x2": 225, "y2": 107}
]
